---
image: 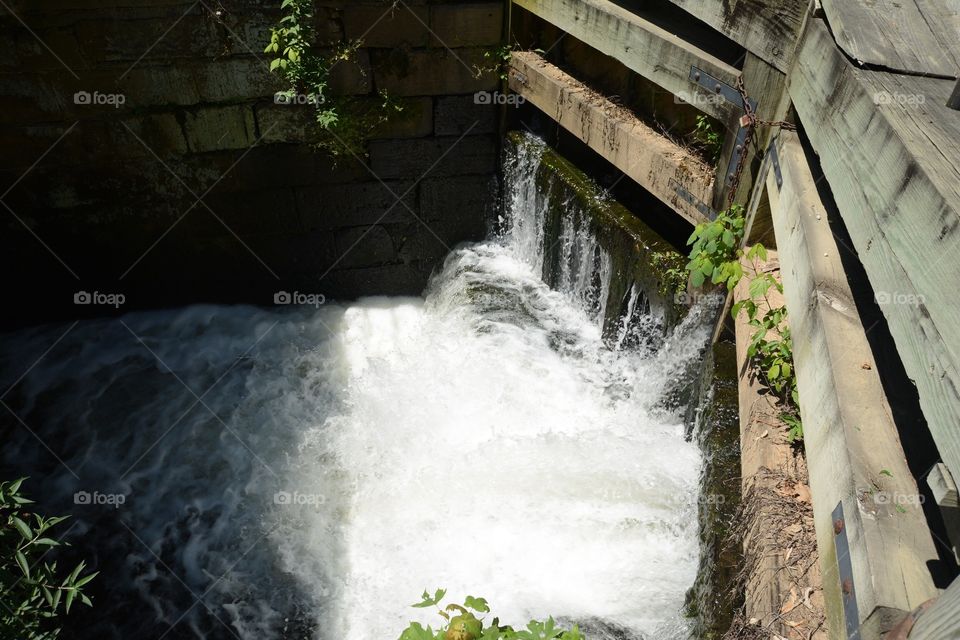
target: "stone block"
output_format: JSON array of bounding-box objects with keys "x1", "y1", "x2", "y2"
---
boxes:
[
  {"x1": 368, "y1": 135, "x2": 497, "y2": 180},
  {"x1": 371, "y1": 48, "x2": 497, "y2": 97},
  {"x1": 183, "y1": 105, "x2": 257, "y2": 152},
  {"x1": 342, "y1": 4, "x2": 429, "y2": 47},
  {"x1": 370, "y1": 97, "x2": 433, "y2": 139},
  {"x1": 433, "y1": 95, "x2": 497, "y2": 136},
  {"x1": 121, "y1": 112, "x2": 188, "y2": 157},
  {"x1": 334, "y1": 224, "x2": 396, "y2": 268},
  {"x1": 202, "y1": 187, "x2": 300, "y2": 237},
  {"x1": 256, "y1": 103, "x2": 317, "y2": 144},
  {"x1": 75, "y1": 12, "x2": 223, "y2": 63},
  {"x1": 420, "y1": 174, "x2": 495, "y2": 225},
  {"x1": 120, "y1": 65, "x2": 201, "y2": 106},
  {"x1": 430, "y1": 3, "x2": 503, "y2": 47},
  {"x1": 193, "y1": 58, "x2": 280, "y2": 103},
  {"x1": 296, "y1": 180, "x2": 417, "y2": 230},
  {"x1": 327, "y1": 48, "x2": 373, "y2": 95}
]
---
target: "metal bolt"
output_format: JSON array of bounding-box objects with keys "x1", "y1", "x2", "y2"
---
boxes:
[
  {"x1": 694, "y1": 72, "x2": 701, "y2": 81},
  {"x1": 834, "y1": 519, "x2": 844, "y2": 535},
  {"x1": 842, "y1": 579, "x2": 853, "y2": 595},
  {"x1": 728, "y1": 173, "x2": 736, "y2": 181},
  {"x1": 714, "y1": 84, "x2": 722, "y2": 94},
  {"x1": 735, "y1": 144, "x2": 743, "y2": 152}
]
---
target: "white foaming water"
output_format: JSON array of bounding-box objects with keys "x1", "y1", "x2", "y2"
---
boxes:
[{"x1": 0, "y1": 134, "x2": 711, "y2": 640}]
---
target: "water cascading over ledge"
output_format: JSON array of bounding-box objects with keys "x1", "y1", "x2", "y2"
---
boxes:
[{"x1": 0, "y1": 132, "x2": 729, "y2": 640}]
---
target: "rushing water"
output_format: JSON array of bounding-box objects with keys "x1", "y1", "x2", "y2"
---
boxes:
[{"x1": 0, "y1": 134, "x2": 714, "y2": 640}]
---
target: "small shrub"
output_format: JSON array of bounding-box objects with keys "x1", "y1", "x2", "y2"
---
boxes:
[
  {"x1": 399, "y1": 589, "x2": 584, "y2": 640},
  {"x1": 1, "y1": 478, "x2": 97, "y2": 639}
]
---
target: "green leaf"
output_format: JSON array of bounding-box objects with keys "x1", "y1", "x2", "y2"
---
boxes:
[
  {"x1": 722, "y1": 229, "x2": 734, "y2": 248},
  {"x1": 12, "y1": 515, "x2": 33, "y2": 540},
  {"x1": 65, "y1": 589, "x2": 76, "y2": 614},
  {"x1": 880, "y1": 469, "x2": 893, "y2": 477},
  {"x1": 769, "y1": 363, "x2": 780, "y2": 380},
  {"x1": 269, "y1": 58, "x2": 282, "y2": 71},
  {"x1": 15, "y1": 550, "x2": 30, "y2": 578},
  {"x1": 690, "y1": 270, "x2": 705, "y2": 287},
  {"x1": 75, "y1": 571, "x2": 98, "y2": 588},
  {"x1": 464, "y1": 596, "x2": 490, "y2": 613}
]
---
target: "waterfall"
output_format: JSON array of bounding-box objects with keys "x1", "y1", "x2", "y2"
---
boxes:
[{"x1": 0, "y1": 132, "x2": 716, "y2": 640}]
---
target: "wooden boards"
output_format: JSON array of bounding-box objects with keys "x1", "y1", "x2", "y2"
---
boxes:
[
  {"x1": 733, "y1": 249, "x2": 828, "y2": 639},
  {"x1": 820, "y1": 0, "x2": 960, "y2": 77},
  {"x1": 664, "y1": 0, "x2": 807, "y2": 72},
  {"x1": 508, "y1": 51, "x2": 715, "y2": 225},
  {"x1": 910, "y1": 576, "x2": 960, "y2": 639},
  {"x1": 511, "y1": 0, "x2": 740, "y2": 122},
  {"x1": 767, "y1": 131, "x2": 940, "y2": 638},
  {"x1": 790, "y1": 18, "x2": 960, "y2": 502}
]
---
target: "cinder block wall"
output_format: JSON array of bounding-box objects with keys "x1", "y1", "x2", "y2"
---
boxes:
[{"x1": 0, "y1": 0, "x2": 503, "y2": 327}]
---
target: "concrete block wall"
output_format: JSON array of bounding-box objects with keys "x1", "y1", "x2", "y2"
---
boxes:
[{"x1": 0, "y1": 0, "x2": 503, "y2": 327}]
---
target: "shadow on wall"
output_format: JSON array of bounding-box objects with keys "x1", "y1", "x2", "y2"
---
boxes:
[{"x1": 0, "y1": 0, "x2": 506, "y2": 330}]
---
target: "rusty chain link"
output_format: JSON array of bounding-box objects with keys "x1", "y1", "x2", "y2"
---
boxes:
[{"x1": 726, "y1": 76, "x2": 797, "y2": 206}]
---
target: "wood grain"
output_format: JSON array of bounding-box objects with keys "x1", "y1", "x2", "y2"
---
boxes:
[
  {"x1": 790, "y1": 19, "x2": 960, "y2": 505},
  {"x1": 820, "y1": 0, "x2": 960, "y2": 77},
  {"x1": 509, "y1": 51, "x2": 715, "y2": 225},
  {"x1": 767, "y1": 131, "x2": 940, "y2": 637}
]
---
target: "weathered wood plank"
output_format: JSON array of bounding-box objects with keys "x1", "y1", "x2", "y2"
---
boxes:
[
  {"x1": 789, "y1": 18, "x2": 960, "y2": 499},
  {"x1": 767, "y1": 131, "x2": 940, "y2": 638},
  {"x1": 734, "y1": 250, "x2": 828, "y2": 639},
  {"x1": 508, "y1": 51, "x2": 715, "y2": 225},
  {"x1": 664, "y1": 0, "x2": 807, "y2": 72},
  {"x1": 909, "y1": 575, "x2": 960, "y2": 639},
  {"x1": 512, "y1": 0, "x2": 740, "y2": 122},
  {"x1": 820, "y1": 0, "x2": 960, "y2": 77}
]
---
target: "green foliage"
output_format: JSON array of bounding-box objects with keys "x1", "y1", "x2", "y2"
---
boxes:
[
  {"x1": 685, "y1": 208, "x2": 804, "y2": 442},
  {"x1": 399, "y1": 590, "x2": 585, "y2": 640},
  {"x1": 691, "y1": 115, "x2": 723, "y2": 165},
  {"x1": 650, "y1": 250, "x2": 688, "y2": 297},
  {"x1": 685, "y1": 205, "x2": 745, "y2": 290},
  {"x1": 481, "y1": 44, "x2": 517, "y2": 81},
  {"x1": 1, "y1": 478, "x2": 97, "y2": 639},
  {"x1": 264, "y1": 0, "x2": 403, "y2": 158}
]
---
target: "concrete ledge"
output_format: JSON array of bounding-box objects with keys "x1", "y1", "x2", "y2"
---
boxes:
[
  {"x1": 508, "y1": 51, "x2": 714, "y2": 226},
  {"x1": 767, "y1": 131, "x2": 940, "y2": 638}
]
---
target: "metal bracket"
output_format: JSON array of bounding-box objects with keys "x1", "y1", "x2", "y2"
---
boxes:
[
  {"x1": 768, "y1": 139, "x2": 783, "y2": 190},
  {"x1": 689, "y1": 66, "x2": 758, "y2": 189},
  {"x1": 688, "y1": 66, "x2": 756, "y2": 111},
  {"x1": 833, "y1": 502, "x2": 862, "y2": 640},
  {"x1": 671, "y1": 179, "x2": 717, "y2": 221}
]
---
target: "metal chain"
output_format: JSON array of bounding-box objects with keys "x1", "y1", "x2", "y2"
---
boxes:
[{"x1": 726, "y1": 76, "x2": 797, "y2": 206}]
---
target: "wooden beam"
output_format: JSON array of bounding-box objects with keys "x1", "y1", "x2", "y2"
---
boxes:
[
  {"x1": 733, "y1": 249, "x2": 828, "y2": 639},
  {"x1": 663, "y1": 0, "x2": 807, "y2": 72},
  {"x1": 767, "y1": 131, "x2": 940, "y2": 638},
  {"x1": 512, "y1": 0, "x2": 740, "y2": 122},
  {"x1": 820, "y1": 0, "x2": 960, "y2": 77},
  {"x1": 508, "y1": 51, "x2": 714, "y2": 225},
  {"x1": 789, "y1": 18, "x2": 960, "y2": 496},
  {"x1": 909, "y1": 576, "x2": 960, "y2": 640}
]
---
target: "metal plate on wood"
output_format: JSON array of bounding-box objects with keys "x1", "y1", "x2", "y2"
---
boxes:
[
  {"x1": 833, "y1": 501, "x2": 861, "y2": 640},
  {"x1": 670, "y1": 179, "x2": 717, "y2": 220},
  {"x1": 768, "y1": 139, "x2": 783, "y2": 190},
  {"x1": 725, "y1": 126, "x2": 751, "y2": 188},
  {"x1": 688, "y1": 66, "x2": 756, "y2": 111}
]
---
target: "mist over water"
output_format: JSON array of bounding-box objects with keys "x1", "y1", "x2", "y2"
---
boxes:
[{"x1": 1, "y1": 133, "x2": 712, "y2": 640}]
